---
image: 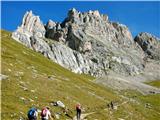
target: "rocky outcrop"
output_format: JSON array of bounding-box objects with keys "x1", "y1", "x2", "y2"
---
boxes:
[
  {"x1": 45, "y1": 8, "x2": 144, "y2": 76},
  {"x1": 12, "y1": 11, "x2": 45, "y2": 43},
  {"x1": 134, "y1": 32, "x2": 160, "y2": 60},
  {"x1": 12, "y1": 11, "x2": 54, "y2": 58},
  {"x1": 12, "y1": 9, "x2": 160, "y2": 77}
]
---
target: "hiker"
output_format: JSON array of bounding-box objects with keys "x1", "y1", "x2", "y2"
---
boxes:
[
  {"x1": 110, "y1": 101, "x2": 114, "y2": 109},
  {"x1": 41, "y1": 107, "x2": 53, "y2": 120},
  {"x1": 27, "y1": 107, "x2": 38, "y2": 120},
  {"x1": 75, "y1": 103, "x2": 82, "y2": 120}
]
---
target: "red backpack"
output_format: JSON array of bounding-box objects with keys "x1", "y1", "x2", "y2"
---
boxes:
[{"x1": 41, "y1": 108, "x2": 47, "y2": 117}]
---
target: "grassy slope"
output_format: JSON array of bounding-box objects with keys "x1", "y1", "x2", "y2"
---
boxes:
[
  {"x1": 1, "y1": 30, "x2": 160, "y2": 120},
  {"x1": 145, "y1": 80, "x2": 160, "y2": 88}
]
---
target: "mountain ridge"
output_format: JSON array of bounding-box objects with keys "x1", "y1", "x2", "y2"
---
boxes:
[{"x1": 12, "y1": 9, "x2": 160, "y2": 79}]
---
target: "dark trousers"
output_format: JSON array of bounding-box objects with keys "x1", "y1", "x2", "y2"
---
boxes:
[
  {"x1": 28, "y1": 117, "x2": 37, "y2": 120},
  {"x1": 76, "y1": 109, "x2": 81, "y2": 120},
  {"x1": 41, "y1": 118, "x2": 48, "y2": 120}
]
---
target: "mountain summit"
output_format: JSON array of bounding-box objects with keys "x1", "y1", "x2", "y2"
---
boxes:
[{"x1": 12, "y1": 9, "x2": 160, "y2": 77}]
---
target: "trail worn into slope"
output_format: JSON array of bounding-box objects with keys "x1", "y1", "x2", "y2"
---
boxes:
[{"x1": 72, "y1": 112, "x2": 95, "y2": 120}]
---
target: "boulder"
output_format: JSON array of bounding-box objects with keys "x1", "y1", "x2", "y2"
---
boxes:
[{"x1": 0, "y1": 74, "x2": 9, "y2": 80}]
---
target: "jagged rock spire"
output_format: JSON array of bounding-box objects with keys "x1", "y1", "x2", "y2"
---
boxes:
[
  {"x1": 67, "y1": 8, "x2": 108, "y2": 23},
  {"x1": 46, "y1": 19, "x2": 57, "y2": 29},
  {"x1": 17, "y1": 10, "x2": 45, "y2": 37},
  {"x1": 12, "y1": 11, "x2": 46, "y2": 49}
]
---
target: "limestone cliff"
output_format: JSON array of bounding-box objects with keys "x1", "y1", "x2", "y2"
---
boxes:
[
  {"x1": 134, "y1": 32, "x2": 160, "y2": 60},
  {"x1": 12, "y1": 9, "x2": 160, "y2": 77}
]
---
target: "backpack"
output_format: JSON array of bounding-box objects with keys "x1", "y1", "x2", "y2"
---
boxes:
[
  {"x1": 28, "y1": 108, "x2": 36, "y2": 118},
  {"x1": 41, "y1": 108, "x2": 47, "y2": 117}
]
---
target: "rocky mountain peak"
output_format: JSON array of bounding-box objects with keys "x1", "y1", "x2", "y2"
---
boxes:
[
  {"x1": 46, "y1": 19, "x2": 57, "y2": 29},
  {"x1": 66, "y1": 8, "x2": 108, "y2": 25},
  {"x1": 15, "y1": 10, "x2": 45, "y2": 38},
  {"x1": 68, "y1": 8, "x2": 78, "y2": 18},
  {"x1": 134, "y1": 32, "x2": 160, "y2": 60},
  {"x1": 12, "y1": 9, "x2": 160, "y2": 77},
  {"x1": 12, "y1": 10, "x2": 46, "y2": 48}
]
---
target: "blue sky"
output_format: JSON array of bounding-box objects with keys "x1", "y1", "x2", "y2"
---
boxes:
[{"x1": 1, "y1": 1, "x2": 160, "y2": 37}]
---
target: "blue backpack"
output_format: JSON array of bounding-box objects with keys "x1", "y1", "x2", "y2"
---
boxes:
[{"x1": 28, "y1": 108, "x2": 36, "y2": 118}]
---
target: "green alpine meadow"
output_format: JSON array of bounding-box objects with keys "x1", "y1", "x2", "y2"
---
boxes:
[
  {"x1": 1, "y1": 1, "x2": 160, "y2": 120},
  {"x1": 1, "y1": 30, "x2": 160, "y2": 120}
]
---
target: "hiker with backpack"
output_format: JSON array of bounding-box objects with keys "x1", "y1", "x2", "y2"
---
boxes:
[
  {"x1": 75, "y1": 103, "x2": 82, "y2": 120},
  {"x1": 41, "y1": 106, "x2": 53, "y2": 120},
  {"x1": 27, "y1": 107, "x2": 38, "y2": 120}
]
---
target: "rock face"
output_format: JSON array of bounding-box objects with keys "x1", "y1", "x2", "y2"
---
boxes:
[
  {"x1": 12, "y1": 11, "x2": 54, "y2": 58},
  {"x1": 134, "y1": 32, "x2": 160, "y2": 60},
  {"x1": 12, "y1": 11, "x2": 45, "y2": 43},
  {"x1": 12, "y1": 9, "x2": 160, "y2": 77}
]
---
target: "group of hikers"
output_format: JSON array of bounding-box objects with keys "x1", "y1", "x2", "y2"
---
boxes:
[
  {"x1": 28, "y1": 106, "x2": 53, "y2": 120},
  {"x1": 27, "y1": 101, "x2": 117, "y2": 120},
  {"x1": 27, "y1": 103, "x2": 82, "y2": 120}
]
